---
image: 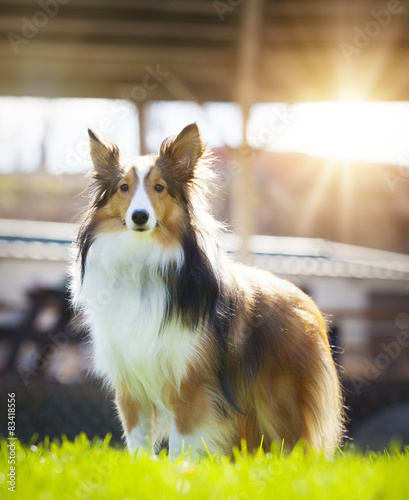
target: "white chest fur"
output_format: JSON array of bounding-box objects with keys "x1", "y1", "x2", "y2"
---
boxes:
[{"x1": 72, "y1": 232, "x2": 197, "y2": 411}]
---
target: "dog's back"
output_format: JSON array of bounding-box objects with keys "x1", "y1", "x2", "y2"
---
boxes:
[{"x1": 225, "y1": 263, "x2": 343, "y2": 453}]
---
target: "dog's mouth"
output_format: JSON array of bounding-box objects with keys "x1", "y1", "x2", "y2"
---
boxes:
[{"x1": 122, "y1": 220, "x2": 160, "y2": 232}]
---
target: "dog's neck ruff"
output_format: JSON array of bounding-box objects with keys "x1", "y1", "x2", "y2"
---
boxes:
[{"x1": 86, "y1": 231, "x2": 184, "y2": 280}]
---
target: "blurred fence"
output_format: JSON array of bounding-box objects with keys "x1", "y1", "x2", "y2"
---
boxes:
[{"x1": 0, "y1": 380, "x2": 122, "y2": 445}]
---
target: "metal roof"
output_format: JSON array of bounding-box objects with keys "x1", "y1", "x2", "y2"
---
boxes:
[
  {"x1": 1, "y1": 0, "x2": 409, "y2": 102},
  {"x1": 1, "y1": 219, "x2": 409, "y2": 280},
  {"x1": 0, "y1": 219, "x2": 75, "y2": 261},
  {"x1": 247, "y1": 235, "x2": 409, "y2": 280}
]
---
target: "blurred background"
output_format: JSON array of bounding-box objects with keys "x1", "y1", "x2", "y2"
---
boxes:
[{"x1": 1, "y1": 0, "x2": 409, "y2": 451}]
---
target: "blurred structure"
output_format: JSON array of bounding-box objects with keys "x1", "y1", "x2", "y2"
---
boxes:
[
  {"x1": 2, "y1": 0, "x2": 408, "y2": 101},
  {"x1": 1, "y1": 0, "x2": 409, "y2": 449},
  {"x1": 3, "y1": 0, "x2": 409, "y2": 247}
]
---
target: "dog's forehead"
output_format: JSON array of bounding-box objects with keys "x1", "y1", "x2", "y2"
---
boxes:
[{"x1": 123, "y1": 155, "x2": 158, "y2": 178}]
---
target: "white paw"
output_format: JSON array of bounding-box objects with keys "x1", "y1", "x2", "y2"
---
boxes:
[{"x1": 127, "y1": 424, "x2": 151, "y2": 458}]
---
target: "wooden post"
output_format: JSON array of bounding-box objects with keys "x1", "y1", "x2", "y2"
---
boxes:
[
  {"x1": 232, "y1": 0, "x2": 264, "y2": 262},
  {"x1": 137, "y1": 102, "x2": 148, "y2": 155}
]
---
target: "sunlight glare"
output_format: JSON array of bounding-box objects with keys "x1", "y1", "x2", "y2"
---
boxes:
[{"x1": 249, "y1": 101, "x2": 409, "y2": 165}]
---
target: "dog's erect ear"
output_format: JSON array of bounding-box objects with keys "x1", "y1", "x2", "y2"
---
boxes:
[
  {"x1": 88, "y1": 128, "x2": 122, "y2": 182},
  {"x1": 158, "y1": 123, "x2": 205, "y2": 183},
  {"x1": 88, "y1": 129, "x2": 124, "y2": 207}
]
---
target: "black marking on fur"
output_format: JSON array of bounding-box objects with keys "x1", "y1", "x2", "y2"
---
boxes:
[
  {"x1": 88, "y1": 128, "x2": 99, "y2": 142},
  {"x1": 77, "y1": 215, "x2": 98, "y2": 282},
  {"x1": 162, "y1": 208, "x2": 242, "y2": 412}
]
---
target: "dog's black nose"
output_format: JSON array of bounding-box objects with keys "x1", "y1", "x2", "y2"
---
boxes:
[{"x1": 132, "y1": 210, "x2": 149, "y2": 225}]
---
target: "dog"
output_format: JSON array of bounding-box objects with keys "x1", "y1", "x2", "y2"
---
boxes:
[{"x1": 70, "y1": 123, "x2": 343, "y2": 457}]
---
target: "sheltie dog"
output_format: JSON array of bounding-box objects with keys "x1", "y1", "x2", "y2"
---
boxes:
[{"x1": 70, "y1": 123, "x2": 343, "y2": 457}]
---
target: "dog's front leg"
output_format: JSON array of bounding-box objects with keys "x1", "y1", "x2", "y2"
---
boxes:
[
  {"x1": 168, "y1": 418, "x2": 216, "y2": 458},
  {"x1": 167, "y1": 379, "x2": 218, "y2": 458},
  {"x1": 115, "y1": 389, "x2": 152, "y2": 457},
  {"x1": 126, "y1": 416, "x2": 151, "y2": 456}
]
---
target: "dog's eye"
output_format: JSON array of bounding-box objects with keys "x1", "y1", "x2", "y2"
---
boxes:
[
  {"x1": 154, "y1": 184, "x2": 164, "y2": 192},
  {"x1": 120, "y1": 184, "x2": 129, "y2": 192}
]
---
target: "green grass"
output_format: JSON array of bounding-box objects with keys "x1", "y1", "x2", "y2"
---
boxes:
[{"x1": 1, "y1": 435, "x2": 409, "y2": 500}]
